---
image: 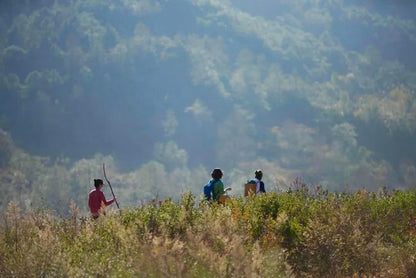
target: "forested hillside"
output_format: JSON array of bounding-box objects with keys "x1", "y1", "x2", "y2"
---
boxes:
[{"x1": 0, "y1": 0, "x2": 415, "y2": 216}]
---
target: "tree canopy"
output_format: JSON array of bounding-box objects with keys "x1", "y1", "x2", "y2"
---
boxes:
[{"x1": 0, "y1": 0, "x2": 415, "y2": 215}]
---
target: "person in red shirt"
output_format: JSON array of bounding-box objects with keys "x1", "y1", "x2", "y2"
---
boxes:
[{"x1": 88, "y1": 179, "x2": 115, "y2": 219}]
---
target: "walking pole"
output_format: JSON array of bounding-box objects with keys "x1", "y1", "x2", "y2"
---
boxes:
[{"x1": 103, "y1": 163, "x2": 121, "y2": 211}]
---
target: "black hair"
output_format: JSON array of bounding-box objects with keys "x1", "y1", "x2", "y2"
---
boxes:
[
  {"x1": 94, "y1": 179, "x2": 104, "y2": 188},
  {"x1": 211, "y1": 168, "x2": 223, "y2": 179},
  {"x1": 255, "y1": 170, "x2": 263, "y2": 180}
]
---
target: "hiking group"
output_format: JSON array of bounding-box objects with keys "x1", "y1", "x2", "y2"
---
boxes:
[
  {"x1": 203, "y1": 168, "x2": 266, "y2": 204},
  {"x1": 88, "y1": 168, "x2": 266, "y2": 218}
]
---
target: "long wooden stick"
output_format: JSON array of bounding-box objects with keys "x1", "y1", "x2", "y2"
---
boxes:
[{"x1": 103, "y1": 163, "x2": 120, "y2": 210}]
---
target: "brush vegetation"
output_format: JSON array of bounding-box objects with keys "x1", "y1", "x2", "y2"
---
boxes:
[
  {"x1": 1, "y1": 188, "x2": 416, "y2": 277},
  {"x1": 1, "y1": 0, "x2": 416, "y2": 193}
]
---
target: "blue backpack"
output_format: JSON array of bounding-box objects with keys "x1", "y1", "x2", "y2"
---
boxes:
[{"x1": 204, "y1": 179, "x2": 218, "y2": 201}]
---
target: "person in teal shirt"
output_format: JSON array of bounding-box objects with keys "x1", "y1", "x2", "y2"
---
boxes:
[
  {"x1": 211, "y1": 168, "x2": 224, "y2": 202},
  {"x1": 211, "y1": 168, "x2": 231, "y2": 203}
]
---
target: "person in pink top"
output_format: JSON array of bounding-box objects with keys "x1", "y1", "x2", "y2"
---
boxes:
[{"x1": 88, "y1": 179, "x2": 115, "y2": 219}]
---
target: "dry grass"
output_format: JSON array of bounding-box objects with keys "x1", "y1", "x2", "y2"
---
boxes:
[{"x1": 1, "y1": 190, "x2": 415, "y2": 277}]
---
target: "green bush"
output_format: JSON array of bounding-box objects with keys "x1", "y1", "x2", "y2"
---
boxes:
[{"x1": 1, "y1": 189, "x2": 416, "y2": 277}]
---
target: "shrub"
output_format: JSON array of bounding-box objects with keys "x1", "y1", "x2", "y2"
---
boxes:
[
  {"x1": 0, "y1": 129, "x2": 13, "y2": 167},
  {"x1": 1, "y1": 189, "x2": 415, "y2": 277}
]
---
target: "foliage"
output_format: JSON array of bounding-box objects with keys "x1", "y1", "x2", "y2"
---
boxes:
[
  {"x1": 1, "y1": 2, "x2": 415, "y2": 275},
  {"x1": 0, "y1": 0, "x2": 415, "y2": 192},
  {"x1": 0, "y1": 129, "x2": 13, "y2": 167},
  {"x1": 0, "y1": 138, "x2": 209, "y2": 216},
  {"x1": 1, "y1": 188, "x2": 416, "y2": 277}
]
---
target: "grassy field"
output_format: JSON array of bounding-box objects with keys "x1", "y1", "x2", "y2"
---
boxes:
[{"x1": 1, "y1": 188, "x2": 416, "y2": 277}]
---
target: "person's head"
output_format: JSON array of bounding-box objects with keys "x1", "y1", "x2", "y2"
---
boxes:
[
  {"x1": 94, "y1": 179, "x2": 104, "y2": 189},
  {"x1": 211, "y1": 168, "x2": 223, "y2": 180},
  {"x1": 255, "y1": 169, "x2": 263, "y2": 180}
]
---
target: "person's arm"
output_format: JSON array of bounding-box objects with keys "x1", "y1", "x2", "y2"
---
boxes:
[
  {"x1": 260, "y1": 181, "x2": 266, "y2": 193},
  {"x1": 99, "y1": 191, "x2": 115, "y2": 207},
  {"x1": 104, "y1": 198, "x2": 115, "y2": 206}
]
